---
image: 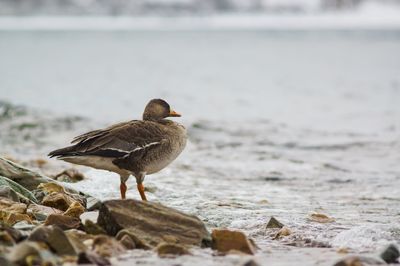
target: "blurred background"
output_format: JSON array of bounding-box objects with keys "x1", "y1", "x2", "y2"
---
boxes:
[
  {"x1": 1, "y1": 0, "x2": 400, "y2": 15},
  {"x1": 0, "y1": 1, "x2": 400, "y2": 264}
]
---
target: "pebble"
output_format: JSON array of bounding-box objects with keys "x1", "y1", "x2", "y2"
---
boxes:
[
  {"x1": 266, "y1": 216, "x2": 284, "y2": 229},
  {"x1": 211, "y1": 229, "x2": 256, "y2": 255},
  {"x1": 156, "y1": 242, "x2": 191, "y2": 257}
]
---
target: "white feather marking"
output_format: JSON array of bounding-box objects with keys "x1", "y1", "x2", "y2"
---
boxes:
[
  {"x1": 122, "y1": 141, "x2": 161, "y2": 159},
  {"x1": 100, "y1": 147, "x2": 129, "y2": 154}
]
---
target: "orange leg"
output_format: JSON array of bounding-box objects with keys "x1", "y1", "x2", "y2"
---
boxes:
[
  {"x1": 137, "y1": 183, "x2": 147, "y2": 201},
  {"x1": 120, "y1": 182, "x2": 127, "y2": 199}
]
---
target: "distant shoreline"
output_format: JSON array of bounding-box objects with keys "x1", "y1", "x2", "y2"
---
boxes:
[{"x1": 1, "y1": 13, "x2": 400, "y2": 31}]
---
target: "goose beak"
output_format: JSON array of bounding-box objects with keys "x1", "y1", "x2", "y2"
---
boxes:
[{"x1": 169, "y1": 110, "x2": 181, "y2": 117}]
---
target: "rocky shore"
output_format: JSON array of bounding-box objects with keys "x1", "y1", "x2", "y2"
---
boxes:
[
  {"x1": 0, "y1": 156, "x2": 398, "y2": 266},
  {"x1": 0, "y1": 157, "x2": 263, "y2": 265}
]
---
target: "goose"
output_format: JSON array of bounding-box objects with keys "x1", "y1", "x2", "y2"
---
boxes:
[{"x1": 48, "y1": 99, "x2": 187, "y2": 200}]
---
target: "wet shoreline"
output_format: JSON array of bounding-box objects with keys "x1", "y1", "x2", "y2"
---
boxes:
[{"x1": 1, "y1": 101, "x2": 399, "y2": 265}]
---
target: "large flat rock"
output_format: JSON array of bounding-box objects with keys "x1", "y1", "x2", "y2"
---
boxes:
[{"x1": 97, "y1": 199, "x2": 210, "y2": 248}]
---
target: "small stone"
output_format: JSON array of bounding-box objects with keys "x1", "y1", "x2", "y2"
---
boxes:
[
  {"x1": 28, "y1": 204, "x2": 62, "y2": 221},
  {"x1": 161, "y1": 234, "x2": 179, "y2": 244},
  {"x1": 92, "y1": 235, "x2": 126, "y2": 258},
  {"x1": 211, "y1": 229, "x2": 256, "y2": 255},
  {"x1": 266, "y1": 217, "x2": 284, "y2": 229},
  {"x1": 0, "y1": 255, "x2": 14, "y2": 266},
  {"x1": 41, "y1": 192, "x2": 75, "y2": 211},
  {"x1": 0, "y1": 186, "x2": 20, "y2": 202},
  {"x1": 84, "y1": 220, "x2": 107, "y2": 235},
  {"x1": 119, "y1": 235, "x2": 136, "y2": 250},
  {"x1": 37, "y1": 183, "x2": 65, "y2": 194},
  {"x1": 380, "y1": 244, "x2": 399, "y2": 264},
  {"x1": 0, "y1": 210, "x2": 32, "y2": 226},
  {"x1": 0, "y1": 175, "x2": 38, "y2": 203},
  {"x1": 28, "y1": 225, "x2": 76, "y2": 256},
  {"x1": 12, "y1": 221, "x2": 36, "y2": 231},
  {"x1": 53, "y1": 169, "x2": 85, "y2": 183},
  {"x1": 0, "y1": 197, "x2": 27, "y2": 212},
  {"x1": 242, "y1": 259, "x2": 261, "y2": 266},
  {"x1": 273, "y1": 227, "x2": 292, "y2": 239},
  {"x1": 156, "y1": 242, "x2": 191, "y2": 257},
  {"x1": 65, "y1": 229, "x2": 94, "y2": 253},
  {"x1": 0, "y1": 223, "x2": 25, "y2": 242},
  {"x1": 0, "y1": 197, "x2": 32, "y2": 225},
  {"x1": 7, "y1": 241, "x2": 59, "y2": 265},
  {"x1": 77, "y1": 250, "x2": 111, "y2": 266},
  {"x1": 63, "y1": 201, "x2": 85, "y2": 218},
  {"x1": 116, "y1": 229, "x2": 152, "y2": 250},
  {"x1": 0, "y1": 231, "x2": 15, "y2": 246},
  {"x1": 337, "y1": 247, "x2": 349, "y2": 254},
  {"x1": 334, "y1": 256, "x2": 386, "y2": 266},
  {"x1": 308, "y1": 213, "x2": 335, "y2": 223},
  {"x1": 33, "y1": 158, "x2": 47, "y2": 168},
  {"x1": 44, "y1": 214, "x2": 81, "y2": 230}
]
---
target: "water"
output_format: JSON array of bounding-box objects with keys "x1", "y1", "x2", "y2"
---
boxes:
[{"x1": 0, "y1": 30, "x2": 400, "y2": 265}]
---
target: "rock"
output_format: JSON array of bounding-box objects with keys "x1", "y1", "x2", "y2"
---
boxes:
[
  {"x1": 380, "y1": 244, "x2": 399, "y2": 264},
  {"x1": 0, "y1": 186, "x2": 20, "y2": 202},
  {"x1": 273, "y1": 227, "x2": 292, "y2": 239},
  {"x1": 31, "y1": 158, "x2": 48, "y2": 168},
  {"x1": 92, "y1": 235, "x2": 126, "y2": 258},
  {"x1": 12, "y1": 221, "x2": 36, "y2": 231},
  {"x1": 308, "y1": 213, "x2": 335, "y2": 223},
  {"x1": 65, "y1": 229, "x2": 94, "y2": 253},
  {"x1": 0, "y1": 157, "x2": 56, "y2": 191},
  {"x1": 241, "y1": 259, "x2": 261, "y2": 266},
  {"x1": 333, "y1": 255, "x2": 386, "y2": 266},
  {"x1": 211, "y1": 229, "x2": 256, "y2": 255},
  {"x1": 28, "y1": 225, "x2": 76, "y2": 256},
  {"x1": 0, "y1": 197, "x2": 32, "y2": 225},
  {"x1": 84, "y1": 220, "x2": 107, "y2": 235},
  {"x1": 116, "y1": 229, "x2": 152, "y2": 250},
  {"x1": 41, "y1": 192, "x2": 76, "y2": 211},
  {"x1": 156, "y1": 242, "x2": 191, "y2": 257},
  {"x1": 0, "y1": 157, "x2": 96, "y2": 207},
  {"x1": 0, "y1": 223, "x2": 25, "y2": 243},
  {"x1": 27, "y1": 204, "x2": 62, "y2": 222},
  {"x1": 0, "y1": 256, "x2": 15, "y2": 266},
  {"x1": 337, "y1": 247, "x2": 349, "y2": 254},
  {"x1": 0, "y1": 175, "x2": 38, "y2": 203},
  {"x1": 52, "y1": 169, "x2": 85, "y2": 183},
  {"x1": 0, "y1": 231, "x2": 15, "y2": 246},
  {"x1": 77, "y1": 250, "x2": 111, "y2": 266},
  {"x1": 37, "y1": 182, "x2": 65, "y2": 194},
  {"x1": 97, "y1": 199, "x2": 210, "y2": 248},
  {"x1": 39, "y1": 182, "x2": 87, "y2": 211},
  {"x1": 0, "y1": 211, "x2": 32, "y2": 226},
  {"x1": 63, "y1": 201, "x2": 85, "y2": 218},
  {"x1": 7, "y1": 241, "x2": 59, "y2": 265},
  {"x1": 0, "y1": 197, "x2": 27, "y2": 213},
  {"x1": 44, "y1": 214, "x2": 81, "y2": 230},
  {"x1": 119, "y1": 234, "x2": 136, "y2": 250},
  {"x1": 266, "y1": 216, "x2": 284, "y2": 229}
]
